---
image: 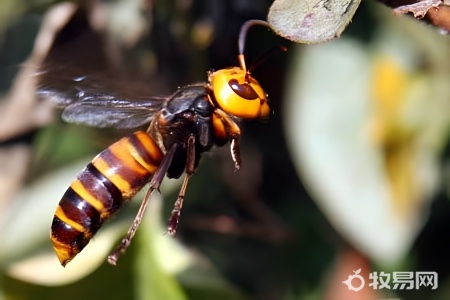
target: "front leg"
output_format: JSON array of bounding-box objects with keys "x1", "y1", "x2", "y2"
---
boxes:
[
  {"x1": 213, "y1": 108, "x2": 242, "y2": 171},
  {"x1": 230, "y1": 136, "x2": 241, "y2": 171}
]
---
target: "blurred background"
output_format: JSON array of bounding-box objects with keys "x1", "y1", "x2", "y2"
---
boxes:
[{"x1": 0, "y1": 0, "x2": 449, "y2": 299}]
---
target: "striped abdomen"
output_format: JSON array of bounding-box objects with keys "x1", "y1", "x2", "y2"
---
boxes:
[{"x1": 50, "y1": 131, "x2": 163, "y2": 266}]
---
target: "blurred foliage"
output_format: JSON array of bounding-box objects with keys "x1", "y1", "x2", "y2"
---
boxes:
[{"x1": 0, "y1": 0, "x2": 449, "y2": 300}]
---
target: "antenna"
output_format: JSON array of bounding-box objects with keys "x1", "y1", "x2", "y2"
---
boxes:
[
  {"x1": 248, "y1": 46, "x2": 287, "y2": 73},
  {"x1": 237, "y1": 20, "x2": 272, "y2": 72}
]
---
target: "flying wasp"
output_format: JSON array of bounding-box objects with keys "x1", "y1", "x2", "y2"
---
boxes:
[{"x1": 39, "y1": 20, "x2": 278, "y2": 267}]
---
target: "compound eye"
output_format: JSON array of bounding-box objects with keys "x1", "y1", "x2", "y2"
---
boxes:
[{"x1": 229, "y1": 79, "x2": 259, "y2": 100}]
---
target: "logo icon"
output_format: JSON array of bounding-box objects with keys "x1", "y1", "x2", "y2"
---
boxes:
[{"x1": 342, "y1": 268, "x2": 365, "y2": 292}]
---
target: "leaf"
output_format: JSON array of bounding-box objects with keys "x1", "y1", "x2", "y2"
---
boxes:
[
  {"x1": 134, "y1": 195, "x2": 189, "y2": 300},
  {"x1": 267, "y1": 0, "x2": 361, "y2": 44},
  {"x1": 283, "y1": 11, "x2": 448, "y2": 264}
]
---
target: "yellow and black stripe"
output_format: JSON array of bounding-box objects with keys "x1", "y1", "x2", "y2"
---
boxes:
[{"x1": 50, "y1": 131, "x2": 163, "y2": 266}]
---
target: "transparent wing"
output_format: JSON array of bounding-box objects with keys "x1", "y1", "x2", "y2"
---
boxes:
[
  {"x1": 37, "y1": 72, "x2": 168, "y2": 129},
  {"x1": 60, "y1": 92, "x2": 165, "y2": 129}
]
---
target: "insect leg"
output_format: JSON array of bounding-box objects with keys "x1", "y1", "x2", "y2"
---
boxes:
[
  {"x1": 167, "y1": 135, "x2": 196, "y2": 235},
  {"x1": 107, "y1": 143, "x2": 179, "y2": 265},
  {"x1": 213, "y1": 109, "x2": 242, "y2": 171}
]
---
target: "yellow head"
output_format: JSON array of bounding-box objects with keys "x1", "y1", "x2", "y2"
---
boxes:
[{"x1": 209, "y1": 67, "x2": 270, "y2": 119}]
